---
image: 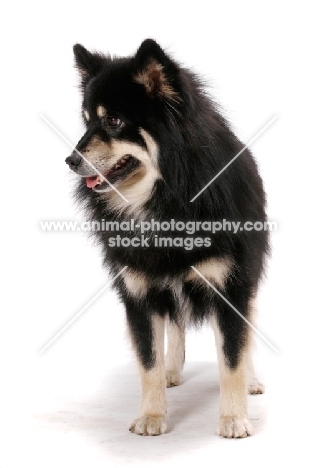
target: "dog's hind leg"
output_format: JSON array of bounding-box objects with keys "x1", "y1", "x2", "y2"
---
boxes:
[
  {"x1": 246, "y1": 353, "x2": 265, "y2": 395},
  {"x1": 165, "y1": 319, "x2": 185, "y2": 387},
  {"x1": 127, "y1": 308, "x2": 168, "y2": 436},
  {"x1": 246, "y1": 300, "x2": 265, "y2": 394}
]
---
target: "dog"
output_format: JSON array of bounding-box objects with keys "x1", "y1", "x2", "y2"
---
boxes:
[{"x1": 66, "y1": 39, "x2": 269, "y2": 438}]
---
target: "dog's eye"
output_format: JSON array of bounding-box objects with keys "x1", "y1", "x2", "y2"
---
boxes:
[{"x1": 106, "y1": 116, "x2": 122, "y2": 128}]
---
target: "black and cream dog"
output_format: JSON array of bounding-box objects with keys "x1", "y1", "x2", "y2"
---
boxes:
[{"x1": 66, "y1": 39, "x2": 269, "y2": 438}]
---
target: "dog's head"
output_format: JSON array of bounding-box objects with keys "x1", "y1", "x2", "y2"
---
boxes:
[{"x1": 66, "y1": 39, "x2": 184, "y2": 210}]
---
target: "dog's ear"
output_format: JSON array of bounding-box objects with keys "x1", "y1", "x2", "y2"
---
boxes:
[
  {"x1": 73, "y1": 44, "x2": 103, "y2": 85},
  {"x1": 133, "y1": 39, "x2": 179, "y2": 101},
  {"x1": 134, "y1": 39, "x2": 168, "y2": 67}
]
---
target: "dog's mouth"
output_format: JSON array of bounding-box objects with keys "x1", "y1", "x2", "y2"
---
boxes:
[{"x1": 85, "y1": 155, "x2": 140, "y2": 192}]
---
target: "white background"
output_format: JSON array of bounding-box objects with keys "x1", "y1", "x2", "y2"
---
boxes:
[{"x1": 0, "y1": 1, "x2": 311, "y2": 466}]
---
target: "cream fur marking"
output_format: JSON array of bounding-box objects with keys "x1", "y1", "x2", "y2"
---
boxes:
[
  {"x1": 83, "y1": 109, "x2": 90, "y2": 121},
  {"x1": 80, "y1": 135, "x2": 112, "y2": 170},
  {"x1": 187, "y1": 257, "x2": 232, "y2": 288},
  {"x1": 129, "y1": 315, "x2": 167, "y2": 436},
  {"x1": 210, "y1": 315, "x2": 253, "y2": 438},
  {"x1": 106, "y1": 129, "x2": 161, "y2": 214},
  {"x1": 165, "y1": 319, "x2": 185, "y2": 387},
  {"x1": 96, "y1": 105, "x2": 106, "y2": 118},
  {"x1": 122, "y1": 268, "x2": 148, "y2": 298}
]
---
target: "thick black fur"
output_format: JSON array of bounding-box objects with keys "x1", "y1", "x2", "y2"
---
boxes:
[{"x1": 70, "y1": 39, "x2": 269, "y2": 371}]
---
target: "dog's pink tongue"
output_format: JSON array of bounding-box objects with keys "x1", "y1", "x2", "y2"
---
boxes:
[{"x1": 86, "y1": 175, "x2": 100, "y2": 188}]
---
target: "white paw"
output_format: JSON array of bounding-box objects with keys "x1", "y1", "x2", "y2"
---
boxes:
[
  {"x1": 248, "y1": 377, "x2": 265, "y2": 394},
  {"x1": 129, "y1": 414, "x2": 167, "y2": 436},
  {"x1": 217, "y1": 416, "x2": 253, "y2": 438},
  {"x1": 166, "y1": 370, "x2": 182, "y2": 387}
]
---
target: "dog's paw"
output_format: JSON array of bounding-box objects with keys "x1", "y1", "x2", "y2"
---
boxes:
[
  {"x1": 166, "y1": 370, "x2": 181, "y2": 387},
  {"x1": 248, "y1": 377, "x2": 265, "y2": 394},
  {"x1": 129, "y1": 414, "x2": 167, "y2": 436},
  {"x1": 217, "y1": 416, "x2": 253, "y2": 438}
]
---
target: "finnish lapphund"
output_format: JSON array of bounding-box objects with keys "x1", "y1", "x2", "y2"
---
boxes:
[{"x1": 66, "y1": 39, "x2": 269, "y2": 437}]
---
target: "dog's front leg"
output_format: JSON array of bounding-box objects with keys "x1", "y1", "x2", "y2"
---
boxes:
[
  {"x1": 127, "y1": 306, "x2": 167, "y2": 436},
  {"x1": 211, "y1": 311, "x2": 253, "y2": 438}
]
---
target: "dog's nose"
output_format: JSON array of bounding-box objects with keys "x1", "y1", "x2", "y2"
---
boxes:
[{"x1": 65, "y1": 152, "x2": 82, "y2": 169}]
